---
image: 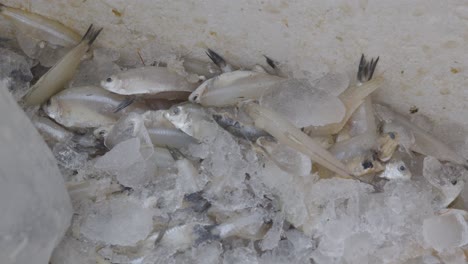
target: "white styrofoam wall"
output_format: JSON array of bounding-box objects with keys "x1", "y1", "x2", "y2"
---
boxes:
[{"x1": 2, "y1": 0, "x2": 468, "y2": 128}]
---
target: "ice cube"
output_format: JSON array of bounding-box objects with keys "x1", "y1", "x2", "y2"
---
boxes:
[
  {"x1": 104, "y1": 113, "x2": 154, "y2": 159},
  {"x1": 260, "y1": 160, "x2": 309, "y2": 228},
  {"x1": 95, "y1": 137, "x2": 142, "y2": 170},
  {"x1": 260, "y1": 78, "x2": 346, "y2": 128},
  {"x1": 422, "y1": 209, "x2": 468, "y2": 252},
  {"x1": 260, "y1": 213, "x2": 284, "y2": 250},
  {"x1": 315, "y1": 72, "x2": 350, "y2": 96},
  {"x1": 257, "y1": 138, "x2": 312, "y2": 177},
  {"x1": 115, "y1": 157, "x2": 157, "y2": 189},
  {"x1": 80, "y1": 196, "x2": 153, "y2": 246},
  {"x1": 222, "y1": 246, "x2": 259, "y2": 264},
  {"x1": 0, "y1": 87, "x2": 72, "y2": 264},
  {"x1": 96, "y1": 137, "x2": 156, "y2": 189},
  {"x1": 423, "y1": 156, "x2": 467, "y2": 208},
  {"x1": 259, "y1": 240, "x2": 299, "y2": 264},
  {"x1": 342, "y1": 232, "x2": 376, "y2": 264},
  {"x1": 0, "y1": 47, "x2": 33, "y2": 100},
  {"x1": 191, "y1": 242, "x2": 223, "y2": 264}
]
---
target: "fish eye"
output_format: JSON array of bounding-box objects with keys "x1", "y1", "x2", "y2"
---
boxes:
[
  {"x1": 106, "y1": 77, "x2": 113, "y2": 82},
  {"x1": 451, "y1": 180, "x2": 458, "y2": 185},
  {"x1": 388, "y1": 132, "x2": 396, "y2": 139},
  {"x1": 399, "y1": 165, "x2": 406, "y2": 171},
  {"x1": 192, "y1": 95, "x2": 198, "y2": 101},
  {"x1": 172, "y1": 107, "x2": 180, "y2": 115},
  {"x1": 362, "y1": 160, "x2": 373, "y2": 169}
]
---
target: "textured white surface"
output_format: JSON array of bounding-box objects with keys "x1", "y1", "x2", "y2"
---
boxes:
[{"x1": 2, "y1": 0, "x2": 468, "y2": 127}]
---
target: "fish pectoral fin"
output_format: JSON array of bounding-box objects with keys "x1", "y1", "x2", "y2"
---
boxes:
[{"x1": 113, "y1": 96, "x2": 136, "y2": 113}]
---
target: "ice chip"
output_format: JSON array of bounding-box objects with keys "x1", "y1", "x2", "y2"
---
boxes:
[
  {"x1": 423, "y1": 156, "x2": 466, "y2": 208},
  {"x1": 260, "y1": 78, "x2": 346, "y2": 128},
  {"x1": 80, "y1": 196, "x2": 153, "y2": 246},
  {"x1": 95, "y1": 137, "x2": 142, "y2": 170},
  {"x1": 260, "y1": 213, "x2": 285, "y2": 250},
  {"x1": 315, "y1": 72, "x2": 350, "y2": 96},
  {"x1": 223, "y1": 246, "x2": 259, "y2": 264},
  {"x1": 423, "y1": 209, "x2": 468, "y2": 252},
  {"x1": 105, "y1": 113, "x2": 154, "y2": 159}
]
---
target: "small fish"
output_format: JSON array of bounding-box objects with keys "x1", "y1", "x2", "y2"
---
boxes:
[
  {"x1": 206, "y1": 49, "x2": 233, "y2": 73},
  {"x1": 101, "y1": 66, "x2": 197, "y2": 100},
  {"x1": 374, "y1": 104, "x2": 467, "y2": 166},
  {"x1": 23, "y1": 24, "x2": 102, "y2": 105},
  {"x1": 379, "y1": 159, "x2": 411, "y2": 180},
  {"x1": 189, "y1": 70, "x2": 284, "y2": 106},
  {"x1": 43, "y1": 86, "x2": 147, "y2": 128},
  {"x1": 0, "y1": 3, "x2": 81, "y2": 47},
  {"x1": 212, "y1": 113, "x2": 272, "y2": 142}
]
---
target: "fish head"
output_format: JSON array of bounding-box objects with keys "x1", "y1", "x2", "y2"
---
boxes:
[
  {"x1": 164, "y1": 105, "x2": 191, "y2": 132},
  {"x1": 164, "y1": 103, "x2": 210, "y2": 139},
  {"x1": 188, "y1": 79, "x2": 210, "y2": 103},
  {"x1": 386, "y1": 159, "x2": 412, "y2": 180},
  {"x1": 93, "y1": 125, "x2": 112, "y2": 140},
  {"x1": 101, "y1": 74, "x2": 123, "y2": 93},
  {"x1": 42, "y1": 97, "x2": 62, "y2": 121}
]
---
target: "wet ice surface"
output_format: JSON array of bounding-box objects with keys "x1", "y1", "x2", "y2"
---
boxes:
[
  {"x1": 2, "y1": 43, "x2": 468, "y2": 263},
  {"x1": 260, "y1": 78, "x2": 346, "y2": 128}
]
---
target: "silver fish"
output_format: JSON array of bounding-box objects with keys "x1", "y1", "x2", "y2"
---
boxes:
[{"x1": 44, "y1": 86, "x2": 148, "y2": 128}]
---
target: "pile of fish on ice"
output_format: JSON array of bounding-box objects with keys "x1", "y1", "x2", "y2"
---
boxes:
[{"x1": 2, "y1": 3, "x2": 468, "y2": 264}]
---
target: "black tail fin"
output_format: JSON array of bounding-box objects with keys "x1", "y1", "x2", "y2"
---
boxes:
[
  {"x1": 206, "y1": 49, "x2": 227, "y2": 69},
  {"x1": 357, "y1": 54, "x2": 379, "y2": 83},
  {"x1": 113, "y1": 96, "x2": 136, "y2": 113},
  {"x1": 81, "y1": 24, "x2": 103, "y2": 46},
  {"x1": 264, "y1": 55, "x2": 278, "y2": 69}
]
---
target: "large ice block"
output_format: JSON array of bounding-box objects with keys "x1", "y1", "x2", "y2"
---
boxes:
[{"x1": 0, "y1": 88, "x2": 72, "y2": 264}]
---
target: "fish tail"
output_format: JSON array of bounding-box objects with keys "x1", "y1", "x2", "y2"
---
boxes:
[
  {"x1": 113, "y1": 96, "x2": 136, "y2": 113},
  {"x1": 357, "y1": 54, "x2": 380, "y2": 82},
  {"x1": 206, "y1": 49, "x2": 227, "y2": 69},
  {"x1": 264, "y1": 55, "x2": 277, "y2": 69},
  {"x1": 81, "y1": 24, "x2": 103, "y2": 46}
]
